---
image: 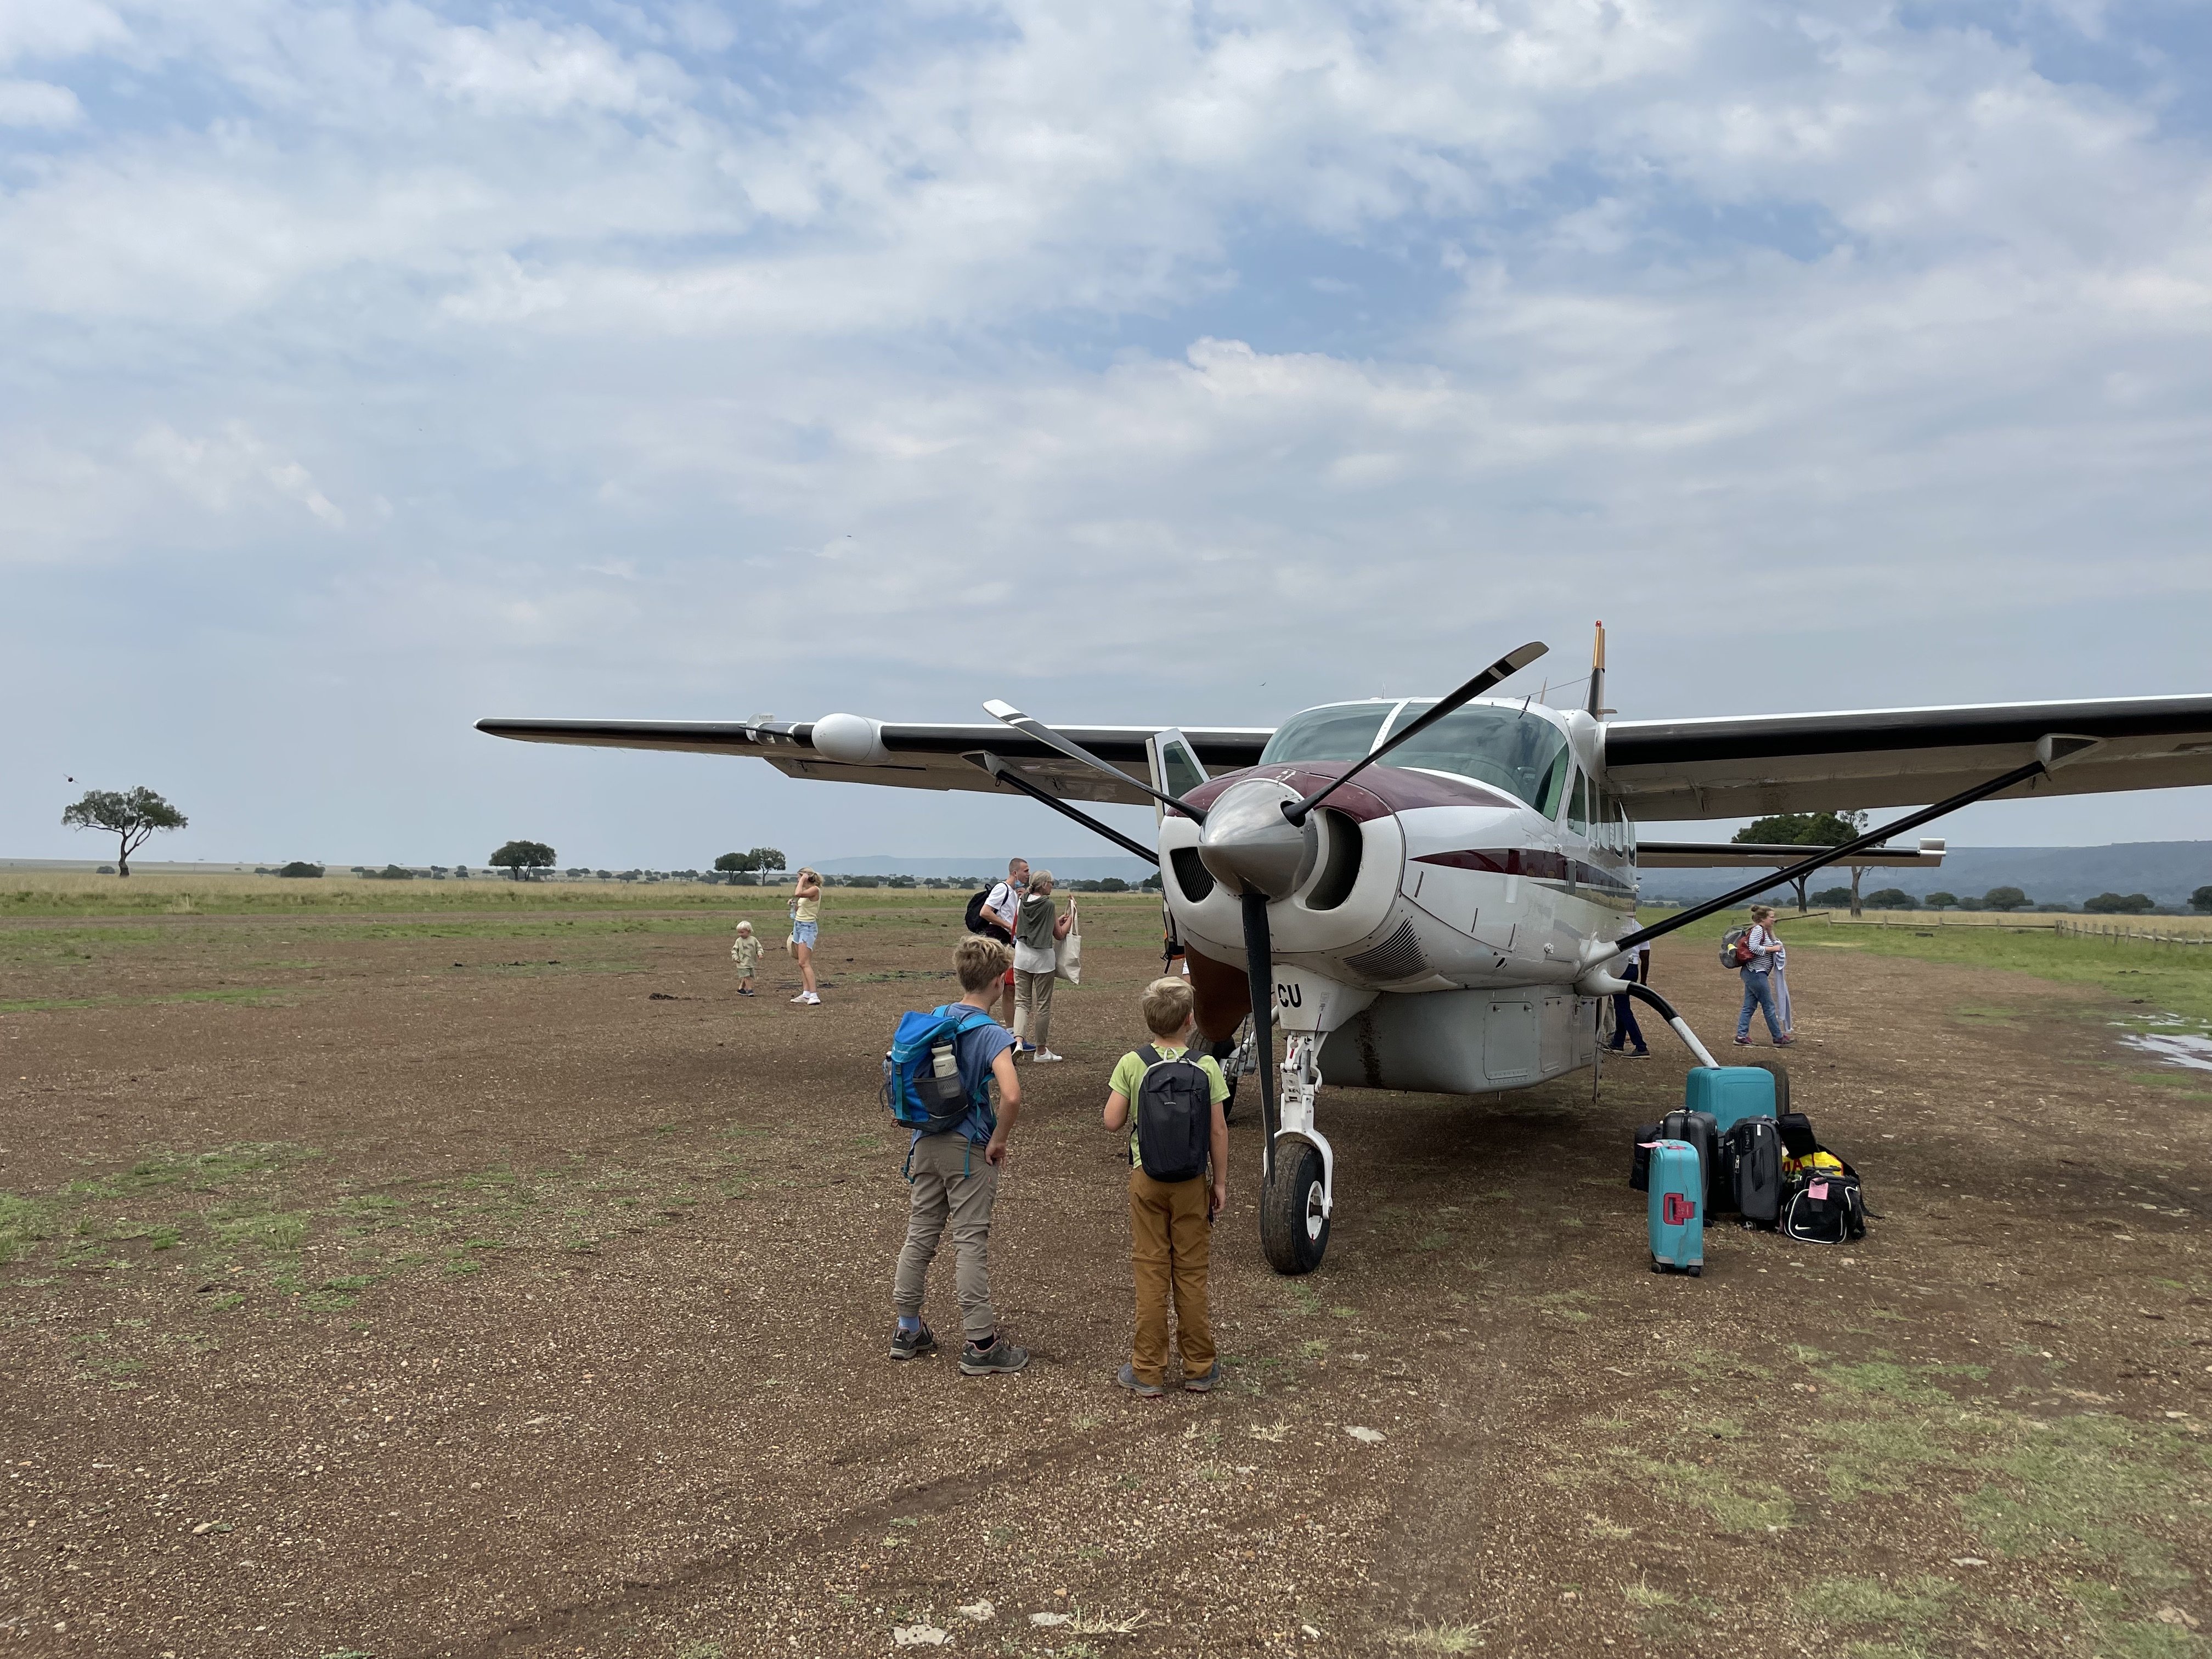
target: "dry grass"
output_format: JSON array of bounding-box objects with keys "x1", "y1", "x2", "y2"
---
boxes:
[
  {"x1": 1820, "y1": 908, "x2": 2212, "y2": 935},
  {"x1": 0, "y1": 870, "x2": 1163, "y2": 921}
]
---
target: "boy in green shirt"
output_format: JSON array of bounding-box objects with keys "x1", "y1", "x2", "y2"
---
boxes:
[{"x1": 1102, "y1": 977, "x2": 1231, "y2": 1397}]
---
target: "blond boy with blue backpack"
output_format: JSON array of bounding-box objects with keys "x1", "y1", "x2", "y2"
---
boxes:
[
  {"x1": 882, "y1": 934, "x2": 1029, "y2": 1375},
  {"x1": 1102, "y1": 977, "x2": 1231, "y2": 1397}
]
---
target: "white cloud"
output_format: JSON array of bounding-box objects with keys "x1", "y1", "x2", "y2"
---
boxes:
[
  {"x1": 0, "y1": 78, "x2": 82, "y2": 126},
  {"x1": 133, "y1": 421, "x2": 345, "y2": 528},
  {"x1": 0, "y1": 1, "x2": 126, "y2": 69},
  {"x1": 4, "y1": 0, "x2": 2212, "y2": 860}
]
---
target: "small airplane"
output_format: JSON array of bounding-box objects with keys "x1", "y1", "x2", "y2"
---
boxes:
[{"x1": 480, "y1": 627, "x2": 2212, "y2": 1273}]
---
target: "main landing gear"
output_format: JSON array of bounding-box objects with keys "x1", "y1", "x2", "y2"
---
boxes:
[{"x1": 1259, "y1": 1035, "x2": 1333, "y2": 1275}]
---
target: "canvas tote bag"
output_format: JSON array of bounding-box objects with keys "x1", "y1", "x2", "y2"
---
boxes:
[{"x1": 1054, "y1": 901, "x2": 1082, "y2": 985}]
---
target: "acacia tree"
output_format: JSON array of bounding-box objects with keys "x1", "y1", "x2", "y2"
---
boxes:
[
  {"x1": 1733, "y1": 810, "x2": 1866, "y2": 912},
  {"x1": 489, "y1": 840, "x2": 556, "y2": 881},
  {"x1": 61, "y1": 787, "x2": 187, "y2": 878}
]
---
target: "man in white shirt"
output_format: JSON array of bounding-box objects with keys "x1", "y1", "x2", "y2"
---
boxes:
[{"x1": 983, "y1": 858, "x2": 1028, "y2": 1025}]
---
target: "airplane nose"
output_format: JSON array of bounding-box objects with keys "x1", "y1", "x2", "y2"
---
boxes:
[{"x1": 1197, "y1": 778, "x2": 1314, "y2": 899}]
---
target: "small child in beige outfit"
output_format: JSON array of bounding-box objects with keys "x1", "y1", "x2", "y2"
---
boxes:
[{"x1": 731, "y1": 921, "x2": 761, "y2": 996}]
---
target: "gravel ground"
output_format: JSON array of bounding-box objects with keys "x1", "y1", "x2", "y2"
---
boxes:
[{"x1": 2, "y1": 902, "x2": 2209, "y2": 1657}]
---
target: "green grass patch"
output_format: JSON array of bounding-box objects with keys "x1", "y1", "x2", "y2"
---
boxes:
[
  {"x1": 1795, "y1": 1576, "x2": 1956, "y2": 1628},
  {"x1": 1805, "y1": 920, "x2": 2212, "y2": 1025},
  {"x1": 0, "y1": 986, "x2": 306, "y2": 1014}
]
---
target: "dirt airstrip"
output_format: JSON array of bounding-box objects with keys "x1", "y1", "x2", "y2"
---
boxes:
[{"x1": 1, "y1": 898, "x2": 2209, "y2": 1658}]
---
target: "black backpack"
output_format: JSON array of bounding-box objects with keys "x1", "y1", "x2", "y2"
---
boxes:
[
  {"x1": 1134, "y1": 1046, "x2": 1212, "y2": 1183},
  {"x1": 964, "y1": 887, "x2": 1011, "y2": 939}
]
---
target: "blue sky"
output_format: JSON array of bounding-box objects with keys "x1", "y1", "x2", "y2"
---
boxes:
[{"x1": 5, "y1": 0, "x2": 2210, "y2": 870}]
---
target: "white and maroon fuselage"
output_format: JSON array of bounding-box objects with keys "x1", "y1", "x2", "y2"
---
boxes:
[{"x1": 1161, "y1": 698, "x2": 1638, "y2": 1097}]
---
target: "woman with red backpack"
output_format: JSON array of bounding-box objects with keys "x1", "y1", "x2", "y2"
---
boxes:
[{"x1": 1734, "y1": 905, "x2": 1794, "y2": 1047}]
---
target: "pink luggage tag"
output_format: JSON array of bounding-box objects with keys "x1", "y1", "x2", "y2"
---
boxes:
[{"x1": 1808, "y1": 1181, "x2": 1830, "y2": 1199}]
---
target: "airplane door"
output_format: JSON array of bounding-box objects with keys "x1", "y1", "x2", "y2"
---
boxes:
[{"x1": 1145, "y1": 729, "x2": 1209, "y2": 825}]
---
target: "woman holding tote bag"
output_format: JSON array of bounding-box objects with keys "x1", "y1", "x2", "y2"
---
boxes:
[{"x1": 1011, "y1": 871, "x2": 1074, "y2": 1062}]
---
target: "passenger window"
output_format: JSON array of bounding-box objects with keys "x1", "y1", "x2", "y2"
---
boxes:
[{"x1": 1567, "y1": 772, "x2": 1588, "y2": 834}]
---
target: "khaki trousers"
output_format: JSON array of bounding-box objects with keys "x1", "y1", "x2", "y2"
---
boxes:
[
  {"x1": 1012, "y1": 969, "x2": 1055, "y2": 1050},
  {"x1": 1128, "y1": 1167, "x2": 1214, "y2": 1387},
  {"x1": 893, "y1": 1133, "x2": 999, "y2": 1343}
]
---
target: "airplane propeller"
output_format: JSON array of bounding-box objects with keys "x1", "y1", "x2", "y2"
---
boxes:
[
  {"x1": 981, "y1": 701, "x2": 1209, "y2": 823},
  {"x1": 989, "y1": 639, "x2": 1545, "y2": 1188}
]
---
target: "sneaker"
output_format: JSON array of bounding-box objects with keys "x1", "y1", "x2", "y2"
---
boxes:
[
  {"x1": 1115, "y1": 1362, "x2": 1164, "y2": 1398},
  {"x1": 1734, "y1": 1035, "x2": 1752, "y2": 1046},
  {"x1": 890, "y1": 1321, "x2": 936, "y2": 1362},
  {"x1": 1032, "y1": 1049, "x2": 1064, "y2": 1064},
  {"x1": 791, "y1": 992, "x2": 811, "y2": 1004},
  {"x1": 1182, "y1": 1362, "x2": 1224, "y2": 1393},
  {"x1": 1775, "y1": 1035, "x2": 1797, "y2": 1046},
  {"x1": 801, "y1": 992, "x2": 822, "y2": 1006},
  {"x1": 960, "y1": 1336, "x2": 1030, "y2": 1376},
  {"x1": 1623, "y1": 1047, "x2": 1650, "y2": 1059}
]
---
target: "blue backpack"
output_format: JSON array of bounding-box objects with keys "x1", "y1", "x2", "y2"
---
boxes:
[{"x1": 883, "y1": 1005, "x2": 1000, "y2": 1135}]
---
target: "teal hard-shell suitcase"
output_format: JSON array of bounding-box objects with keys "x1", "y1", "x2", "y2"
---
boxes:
[
  {"x1": 1685, "y1": 1066, "x2": 1776, "y2": 1132},
  {"x1": 1646, "y1": 1138, "x2": 1704, "y2": 1276}
]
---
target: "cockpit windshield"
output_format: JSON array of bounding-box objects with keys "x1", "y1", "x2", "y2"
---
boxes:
[
  {"x1": 1256, "y1": 702, "x2": 1393, "y2": 767},
  {"x1": 1376, "y1": 700, "x2": 1571, "y2": 814}
]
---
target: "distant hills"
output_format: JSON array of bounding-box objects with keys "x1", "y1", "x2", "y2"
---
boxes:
[
  {"x1": 816, "y1": 855, "x2": 1156, "y2": 882},
  {"x1": 9, "y1": 844, "x2": 2205, "y2": 909},
  {"x1": 1640, "y1": 842, "x2": 2212, "y2": 909}
]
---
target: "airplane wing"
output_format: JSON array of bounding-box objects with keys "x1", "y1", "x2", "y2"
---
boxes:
[
  {"x1": 1638, "y1": 839, "x2": 1945, "y2": 868},
  {"x1": 474, "y1": 714, "x2": 1274, "y2": 807},
  {"x1": 1604, "y1": 694, "x2": 2212, "y2": 820}
]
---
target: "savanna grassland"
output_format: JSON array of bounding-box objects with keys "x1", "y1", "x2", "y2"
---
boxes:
[{"x1": 3, "y1": 880, "x2": 2211, "y2": 1657}]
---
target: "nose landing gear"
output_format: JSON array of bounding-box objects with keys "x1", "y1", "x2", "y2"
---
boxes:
[{"x1": 1259, "y1": 1035, "x2": 1333, "y2": 1276}]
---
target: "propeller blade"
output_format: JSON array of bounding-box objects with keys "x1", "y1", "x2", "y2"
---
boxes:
[
  {"x1": 1284, "y1": 641, "x2": 1547, "y2": 824},
  {"x1": 1241, "y1": 889, "x2": 1279, "y2": 1182},
  {"x1": 983, "y1": 700, "x2": 1207, "y2": 823}
]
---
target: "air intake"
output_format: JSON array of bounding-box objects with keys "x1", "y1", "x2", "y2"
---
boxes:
[
  {"x1": 1170, "y1": 845, "x2": 1216, "y2": 904},
  {"x1": 1344, "y1": 919, "x2": 1426, "y2": 981}
]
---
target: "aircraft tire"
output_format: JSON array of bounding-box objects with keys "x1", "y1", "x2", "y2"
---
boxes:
[{"x1": 1260, "y1": 1140, "x2": 1330, "y2": 1276}]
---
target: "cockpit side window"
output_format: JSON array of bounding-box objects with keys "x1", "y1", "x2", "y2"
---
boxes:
[
  {"x1": 1257, "y1": 703, "x2": 1394, "y2": 766},
  {"x1": 1372, "y1": 700, "x2": 1573, "y2": 814},
  {"x1": 1159, "y1": 741, "x2": 1204, "y2": 800}
]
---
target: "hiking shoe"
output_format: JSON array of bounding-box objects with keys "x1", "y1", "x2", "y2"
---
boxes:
[
  {"x1": 1182, "y1": 1362, "x2": 1224, "y2": 1393},
  {"x1": 960, "y1": 1337, "x2": 1030, "y2": 1376},
  {"x1": 1031, "y1": 1049, "x2": 1064, "y2": 1064},
  {"x1": 890, "y1": 1321, "x2": 936, "y2": 1362},
  {"x1": 1115, "y1": 1362, "x2": 1164, "y2": 1398}
]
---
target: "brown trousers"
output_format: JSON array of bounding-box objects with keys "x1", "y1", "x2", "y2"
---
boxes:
[{"x1": 1128, "y1": 1166, "x2": 1214, "y2": 1386}]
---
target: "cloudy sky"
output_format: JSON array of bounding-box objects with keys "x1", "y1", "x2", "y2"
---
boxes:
[{"x1": 5, "y1": 0, "x2": 2209, "y2": 870}]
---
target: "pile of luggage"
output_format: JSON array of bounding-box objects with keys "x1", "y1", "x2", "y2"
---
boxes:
[{"x1": 1630, "y1": 1066, "x2": 1865, "y2": 1276}]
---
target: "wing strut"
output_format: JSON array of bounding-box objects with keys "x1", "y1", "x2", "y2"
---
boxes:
[
  {"x1": 963, "y1": 753, "x2": 1161, "y2": 865},
  {"x1": 1609, "y1": 754, "x2": 2050, "y2": 957}
]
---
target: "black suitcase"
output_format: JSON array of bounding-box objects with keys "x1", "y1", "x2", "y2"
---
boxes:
[
  {"x1": 1728, "y1": 1117, "x2": 1783, "y2": 1226},
  {"x1": 1660, "y1": 1109, "x2": 1719, "y2": 1207},
  {"x1": 1629, "y1": 1119, "x2": 1663, "y2": 1192}
]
